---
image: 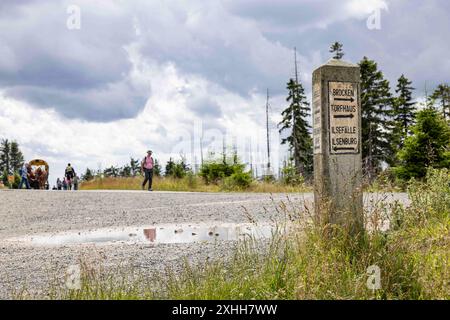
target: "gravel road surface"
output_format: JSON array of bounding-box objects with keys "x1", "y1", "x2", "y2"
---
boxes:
[{"x1": 0, "y1": 190, "x2": 409, "y2": 299}]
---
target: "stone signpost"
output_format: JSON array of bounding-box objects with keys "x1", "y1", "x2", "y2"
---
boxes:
[{"x1": 312, "y1": 59, "x2": 363, "y2": 234}]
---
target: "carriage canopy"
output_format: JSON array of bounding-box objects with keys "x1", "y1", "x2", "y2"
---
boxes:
[{"x1": 29, "y1": 159, "x2": 49, "y2": 172}]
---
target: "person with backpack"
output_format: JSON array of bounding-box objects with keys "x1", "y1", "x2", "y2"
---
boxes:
[
  {"x1": 141, "y1": 150, "x2": 154, "y2": 191},
  {"x1": 73, "y1": 175, "x2": 79, "y2": 190},
  {"x1": 65, "y1": 163, "x2": 76, "y2": 190}
]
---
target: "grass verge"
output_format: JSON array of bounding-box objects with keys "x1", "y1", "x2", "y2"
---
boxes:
[{"x1": 80, "y1": 176, "x2": 310, "y2": 193}]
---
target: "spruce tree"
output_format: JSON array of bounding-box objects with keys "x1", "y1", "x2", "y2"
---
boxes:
[
  {"x1": 394, "y1": 108, "x2": 450, "y2": 180},
  {"x1": 359, "y1": 57, "x2": 394, "y2": 179},
  {"x1": 130, "y1": 157, "x2": 141, "y2": 176},
  {"x1": 279, "y1": 78, "x2": 313, "y2": 177},
  {"x1": 104, "y1": 166, "x2": 119, "y2": 177},
  {"x1": 153, "y1": 159, "x2": 162, "y2": 176},
  {"x1": 165, "y1": 158, "x2": 176, "y2": 176},
  {"x1": 165, "y1": 157, "x2": 189, "y2": 178},
  {"x1": 121, "y1": 165, "x2": 132, "y2": 177},
  {"x1": 393, "y1": 75, "x2": 416, "y2": 141},
  {"x1": 329, "y1": 42, "x2": 344, "y2": 60},
  {"x1": 82, "y1": 168, "x2": 94, "y2": 181},
  {"x1": 431, "y1": 83, "x2": 449, "y2": 121},
  {"x1": 0, "y1": 139, "x2": 11, "y2": 175},
  {"x1": 9, "y1": 141, "x2": 24, "y2": 173}
]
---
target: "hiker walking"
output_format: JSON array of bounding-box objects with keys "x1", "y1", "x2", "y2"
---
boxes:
[
  {"x1": 65, "y1": 163, "x2": 76, "y2": 190},
  {"x1": 18, "y1": 163, "x2": 31, "y2": 189},
  {"x1": 141, "y1": 150, "x2": 154, "y2": 191},
  {"x1": 73, "y1": 175, "x2": 79, "y2": 191}
]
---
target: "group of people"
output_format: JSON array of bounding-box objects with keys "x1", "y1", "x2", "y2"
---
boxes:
[
  {"x1": 19, "y1": 163, "x2": 48, "y2": 190},
  {"x1": 54, "y1": 164, "x2": 78, "y2": 190},
  {"x1": 52, "y1": 151, "x2": 155, "y2": 192},
  {"x1": 17, "y1": 151, "x2": 155, "y2": 191}
]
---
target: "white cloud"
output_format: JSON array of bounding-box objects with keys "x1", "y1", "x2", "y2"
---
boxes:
[{"x1": 0, "y1": 45, "x2": 286, "y2": 184}]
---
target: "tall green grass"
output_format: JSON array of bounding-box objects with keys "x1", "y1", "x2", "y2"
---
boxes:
[{"x1": 163, "y1": 169, "x2": 449, "y2": 299}]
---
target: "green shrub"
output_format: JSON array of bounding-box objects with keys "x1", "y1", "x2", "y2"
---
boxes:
[
  {"x1": 394, "y1": 108, "x2": 450, "y2": 181},
  {"x1": 200, "y1": 158, "x2": 252, "y2": 190},
  {"x1": 281, "y1": 163, "x2": 304, "y2": 186},
  {"x1": 172, "y1": 164, "x2": 188, "y2": 179},
  {"x1": 185, "y1": 172, "x2": 198, "y2": 189},
  {"x1": 1, "y1": 169, "x2": 8, "y2": 187},
  {"x1": 165, "y1": 158, "x2": 190, "y2": 179},
  {"x1": 200, "y1": 160, "x2": 246, "y2": 184},
  {"x1": 222, "y1": 171, "x2": 253, "y2": 191},
  {"x1": 12, "y1": 172, "x2": 20, "y2": 189},
  {"x1": 262, "y1": 174, "x2": 276, "y2": 183},
  {"x1": 0, "y1": 170, "x2": 20, "y2": 189}
]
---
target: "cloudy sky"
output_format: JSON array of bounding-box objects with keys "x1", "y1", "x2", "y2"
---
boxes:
[{"x1": 0, "y1": 0, "x2": 448, "y2": 184}]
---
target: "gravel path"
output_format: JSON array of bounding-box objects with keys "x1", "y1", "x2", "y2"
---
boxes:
[{"x1": 0, "y1": 190, "x2": 409, "y2": 299}]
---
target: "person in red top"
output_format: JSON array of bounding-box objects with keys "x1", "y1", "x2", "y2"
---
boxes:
[{"x1": 141, "y1": 150, "x2": 154, "y2": 191}]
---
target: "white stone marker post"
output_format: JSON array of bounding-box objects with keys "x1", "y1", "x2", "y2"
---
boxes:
[{"x1": 312, "y1": 59, "x2": 363, "y2": 234}]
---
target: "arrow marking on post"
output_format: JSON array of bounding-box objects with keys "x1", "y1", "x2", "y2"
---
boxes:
[
  {"x1": 334, "y1": 97, "x2": 354, "y2": 102},
  {"x1": 333, "y1": 146, "x2": 356, "y2": 151},
  {"x1": 333, "y1": 114, "x2": 354, "y2": 119}
]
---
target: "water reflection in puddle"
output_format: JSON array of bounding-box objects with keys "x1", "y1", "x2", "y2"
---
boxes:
[{"x1": 9, "y1": 223, "x2": 279, "y2": 246}]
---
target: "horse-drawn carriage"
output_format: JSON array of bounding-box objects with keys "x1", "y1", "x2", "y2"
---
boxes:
[{"x1": 28, "y1": 159, "x2": 49, "y2": 190}]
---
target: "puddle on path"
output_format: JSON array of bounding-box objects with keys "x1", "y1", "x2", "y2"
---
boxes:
[{"x1": 6, "y1": 223, "x2": 279, "y2": 246}]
